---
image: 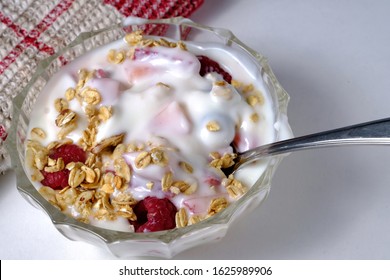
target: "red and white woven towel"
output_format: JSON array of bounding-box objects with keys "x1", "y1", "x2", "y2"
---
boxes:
[{"x1": 0, "y1": 0, "x2": 204, "y2": 173}]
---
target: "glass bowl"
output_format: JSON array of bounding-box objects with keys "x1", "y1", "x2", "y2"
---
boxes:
[{"x1": 5, "y1": 17, "x2": 291, "y2": 258}]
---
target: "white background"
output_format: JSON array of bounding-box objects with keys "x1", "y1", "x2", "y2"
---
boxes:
[{"x1": 1, "y1": 0, "x2": 390, "y2": 259}]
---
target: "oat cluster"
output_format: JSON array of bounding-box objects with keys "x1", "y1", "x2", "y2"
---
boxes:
[{"x1": 231, "y1": 79, "x2": 265, "y2": 123}]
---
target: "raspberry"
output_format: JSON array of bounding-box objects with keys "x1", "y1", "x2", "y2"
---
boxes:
[
  {"x1": 40, "y1": 169, "x2": 70, "y2": 190},
  {"x1": 197, "y1": 55, "x2": 232, "y2": 83},
  {"x1": 40, "y1": 144, "x2": 86, "y2": 190},
  {"x1": 95, "y1": 69, "x2": 108, "y2": 79},
  {"x1": 49, "y1": 144, "x2": 86, "y2": 165},
  {"x1": 131, "y1": 196, "x2": 177, "y2": 233}
]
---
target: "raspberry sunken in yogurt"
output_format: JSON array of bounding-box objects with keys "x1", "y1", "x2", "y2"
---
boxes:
[{"x1": 25, "y1": 31, "x2": 278, "y2": 233}]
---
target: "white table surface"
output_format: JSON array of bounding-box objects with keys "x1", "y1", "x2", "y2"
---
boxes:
[{"x1": 1, "y1": 0, "x2": 390, "y2": 260}]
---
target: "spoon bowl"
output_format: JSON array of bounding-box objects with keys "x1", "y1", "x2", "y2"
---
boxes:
[{"x1": 233, "y1": 117, "x2": 390, "y2": 171}]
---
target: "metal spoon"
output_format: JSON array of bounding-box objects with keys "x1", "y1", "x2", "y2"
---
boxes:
[{"x1": 233, "y1": 117, "x2": 390, "y2": 171}]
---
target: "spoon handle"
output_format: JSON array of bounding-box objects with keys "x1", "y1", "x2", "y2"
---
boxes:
[{"x1": 237, "y1": 117, "x2": 390, "y2": 168}]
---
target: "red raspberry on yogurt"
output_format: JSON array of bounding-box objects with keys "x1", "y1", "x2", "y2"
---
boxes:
[
  {"x1": 197, "y1": 55, "x2": 232, "y2": 83},
  {"x1": 131, "y1": 196, "x2": 177, "y2": 233},
  {"x1": 41, "y1": 169, "x2": 70, "y2": 190},
  {"x1": 49, "y1": 144, "x2": 86, "y2": 165}
]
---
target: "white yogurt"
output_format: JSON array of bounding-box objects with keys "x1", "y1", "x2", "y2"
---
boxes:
[{"x1": 26, "y1": 33, "x2": 285, "y2": 232}]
